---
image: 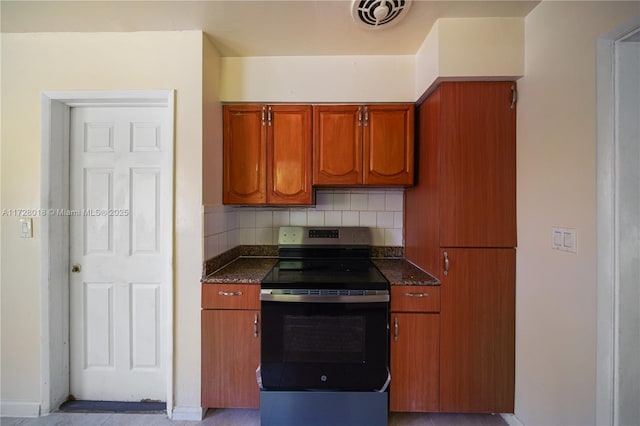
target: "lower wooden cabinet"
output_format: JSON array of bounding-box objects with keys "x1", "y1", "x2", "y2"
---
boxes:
[
  {"x1": 439, "y1": 248, "x2": 515, "y2": 413},
  {"x1": 201, "y1": 284, "x2": 260, "y2": 408},
  {"x1": 390, "y1": 286, "x2": 440, "y2": 412}
]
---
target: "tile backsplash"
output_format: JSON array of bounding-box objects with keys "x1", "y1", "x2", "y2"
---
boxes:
[{"x1": 204, "y1": 188, "x2": 405, "y2": 260}]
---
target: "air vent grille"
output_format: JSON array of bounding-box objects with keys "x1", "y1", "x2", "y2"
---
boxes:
[{"x1": 352, "y1": 0, "x2": 412, "y2": 30}]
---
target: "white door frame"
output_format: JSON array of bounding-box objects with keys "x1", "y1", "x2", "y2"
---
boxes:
[
  {"x1": 40, "y1": 90, "x2": 175, "y2": 416},
  {"x1": 596, "y1": 17, "x2": 640, "y2": 426}
]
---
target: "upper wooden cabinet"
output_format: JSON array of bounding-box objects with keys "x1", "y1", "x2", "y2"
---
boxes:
[
  {"x1": 223, "y1": 104, "x2": 313, "y2": 205},
  {"x1": 405, "y1": 82, "x2": 517, "y2": 275},
  {"x1": 438, "y1": 83, "x2": 516, "y2": 248},
  {"x1": 313, "y1": 104, "x2": 414, "y2": 186}
]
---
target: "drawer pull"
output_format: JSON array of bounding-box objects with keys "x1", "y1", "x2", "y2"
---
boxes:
[
  {"x1": 218, "y1": 290, "x2": 243, "y2": 297},
  {"x1": 403, "y1": 292, "x2": 429, "y2": 298}
]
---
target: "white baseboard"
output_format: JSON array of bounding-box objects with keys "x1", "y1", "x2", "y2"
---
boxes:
[
  {"x1": 171, "y1": 406, "x2": 206, "y2": 421},
  {"x1": 501, "y1": 413, "x2": 524, "y2": 426},
  {"x1": 0, "y1": 401, "x2": 41, "y2": 418}
]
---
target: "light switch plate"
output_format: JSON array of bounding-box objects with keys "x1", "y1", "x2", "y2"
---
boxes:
[
  {"x1": 19, "y1": 218, "x2": 33, "y2": 238},
  {"x1": 552, "y1": 226, "x2": 576, "y2": 253}
]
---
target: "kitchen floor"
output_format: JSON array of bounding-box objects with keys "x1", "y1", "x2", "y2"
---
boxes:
[{"x1": 1, "y1": 409, "x2": 508, "y2": 425}]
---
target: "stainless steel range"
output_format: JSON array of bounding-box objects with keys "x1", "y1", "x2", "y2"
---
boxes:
[{"x1": 259, "y1": 226, "x2": 390, "y2": 426}]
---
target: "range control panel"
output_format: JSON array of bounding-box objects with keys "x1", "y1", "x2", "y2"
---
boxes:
[
  {"x1": 278, "y1": 226, "x2": 371, "y2": 246},
  {"x1": 308, "y1": 229, "x2": 339, "y2": 239}
]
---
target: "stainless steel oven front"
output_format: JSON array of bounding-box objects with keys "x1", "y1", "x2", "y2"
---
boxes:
[{"x1": 259, "y1": 289, "x2": 390, "y2": 391}]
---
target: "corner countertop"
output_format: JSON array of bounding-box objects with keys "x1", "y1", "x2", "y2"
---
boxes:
[
  {"x1": 201, "y1": 257, "x2": 278, "y2": 284},
  {"x1": 372, "y1": 258, "x2": 439, "y2": 286},
  {"x1": 201, "y1": 249, "x2": 439, "y2": 286}
]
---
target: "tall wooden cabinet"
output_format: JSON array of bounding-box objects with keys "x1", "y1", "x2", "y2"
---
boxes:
[
  {"x1": 223, "y1": 104, "x2": 312, "y2": 205},
  {"x1": 313, "y1": 104, "x2": 414, "y2": 186},
  {"x1": 201, "y1": 284, "x2": 261, "y2": 408},
  {"x1": 405, "y1": 82, "x2": 517, "y2": 413}
]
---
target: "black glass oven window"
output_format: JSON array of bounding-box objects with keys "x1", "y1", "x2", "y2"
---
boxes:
[{"x1": 283, "y1": 315, "x2": 366, "y2": 363}]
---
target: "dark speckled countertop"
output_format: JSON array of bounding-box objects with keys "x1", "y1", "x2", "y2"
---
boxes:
[
  {"x1": 201, "y1": 257, "x2": 277, "y2": 284},
  {"x1": 202, "y1": 246, "x2": 439, "y2": 286},
  {"x1": 372, "y1": 259, "x2": 439, "y2": 286}
]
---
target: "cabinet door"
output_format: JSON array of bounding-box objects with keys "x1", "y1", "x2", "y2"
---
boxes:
[
  {"x1": 202, "y1": 309, "x2": 260, "y2": 408},
  {"x1": 390, "y1": 313, "x2": 439, "y2": 412},
  {"x1": 223, "y1": 105, "x2": 267, "y2": 204},
  {"x1": 313, "y1": 105, "x2": 363, "y2": 185},
  {"x1": 439, "y1": 82, "x2": 517, "y2": 247},
  {"x1": 439, "y1": 248, "x2": 515, "y2": 413},
  {"x1": 268, "y1": 105, "x2": 313, "y2": 204},
  {"x1": 364, "y1": 104, "x2": 415, "y2": 186}
]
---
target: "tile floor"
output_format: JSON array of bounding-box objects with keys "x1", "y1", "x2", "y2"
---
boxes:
[{"x1": 1, "y1": 409, "x2": 508, "y2": 426}]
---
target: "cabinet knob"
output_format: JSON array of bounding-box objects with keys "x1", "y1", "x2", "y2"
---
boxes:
[{"x1": 71, "y1": 264, "x2": 81, "y2": 273}]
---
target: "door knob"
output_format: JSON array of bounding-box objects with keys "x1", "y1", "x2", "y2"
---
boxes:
[{"x1": 71, "y1": 264, "x2": 81, "y2": 273}]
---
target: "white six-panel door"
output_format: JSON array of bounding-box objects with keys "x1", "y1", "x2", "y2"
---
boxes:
[{"x1": 69, "y1": 106, "x2": 169, "y2": 401}]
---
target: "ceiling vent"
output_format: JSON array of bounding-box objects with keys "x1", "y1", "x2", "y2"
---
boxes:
[{"x1": 351, "y1": 0, "x2": 412, "y2": 30}]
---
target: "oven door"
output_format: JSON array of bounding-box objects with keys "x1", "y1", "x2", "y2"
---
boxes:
[{"x1": 260, "y1": 292, "x2": 389, "y2": 391}]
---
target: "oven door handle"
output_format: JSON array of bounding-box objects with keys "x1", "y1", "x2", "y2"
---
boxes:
[{"x1": 260, "y1": 293, "x2": 389, "y2": 303}]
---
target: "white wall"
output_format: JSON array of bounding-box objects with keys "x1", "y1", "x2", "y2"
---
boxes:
[
  {"x1": 516, "y1": 2, "x2": 640, "y2": 425},
  {"x1": 220, "y1": 55, "x2": 416, "y2": 103},
  {"x1": 0, "y1": 31, "x2": 204, "y2": 415}
]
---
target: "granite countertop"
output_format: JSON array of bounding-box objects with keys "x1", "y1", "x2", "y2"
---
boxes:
[
  {"x1": 201, "y1": 257, "x2": 277, "y2": 284},
  {"x1": 372, "y1": 258, "x2": 439, "y2": 286},
  {"x1": 202, "y1": 251, "x2": 439, "y2": 286}
]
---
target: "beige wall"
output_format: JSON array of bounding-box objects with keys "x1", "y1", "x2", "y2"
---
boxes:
[
  {"x1": 202, "y1": 35, "x2": 223, "y2": 207},
  {"x1": 516, "y1": 2, "x2": 639, "y2": 425},
  {"x1": 0, "y1": 31, "x2": 204, "y2": 412},
  {"x1": 414, "y1": 17, "x2": 524, "y2": 100},
  {"x1": 220, "y1": 55, "x2": 416, "y2": 102},
  {"x1": 438, "y1": 18, "x2": 524, "y2": 79},
  {"x1": 220, "y1": 18, "x2": 525, "y2": 103}
]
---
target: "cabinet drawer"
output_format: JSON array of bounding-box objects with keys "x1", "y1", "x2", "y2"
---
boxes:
[
  {"x1": 202, "y1": 284, "x2": 260, "y2": 310},
  {"x1": 391, "y1": 286, "x2": 440, "y2": 312}
]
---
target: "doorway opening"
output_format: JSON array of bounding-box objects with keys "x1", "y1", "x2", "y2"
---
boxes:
[
  {"x1": 596, "y1": 19, "x2": 640, "y2": 426},
  {"x1": 39, "y1": 91, "x2": 175, "y2": 417}
]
